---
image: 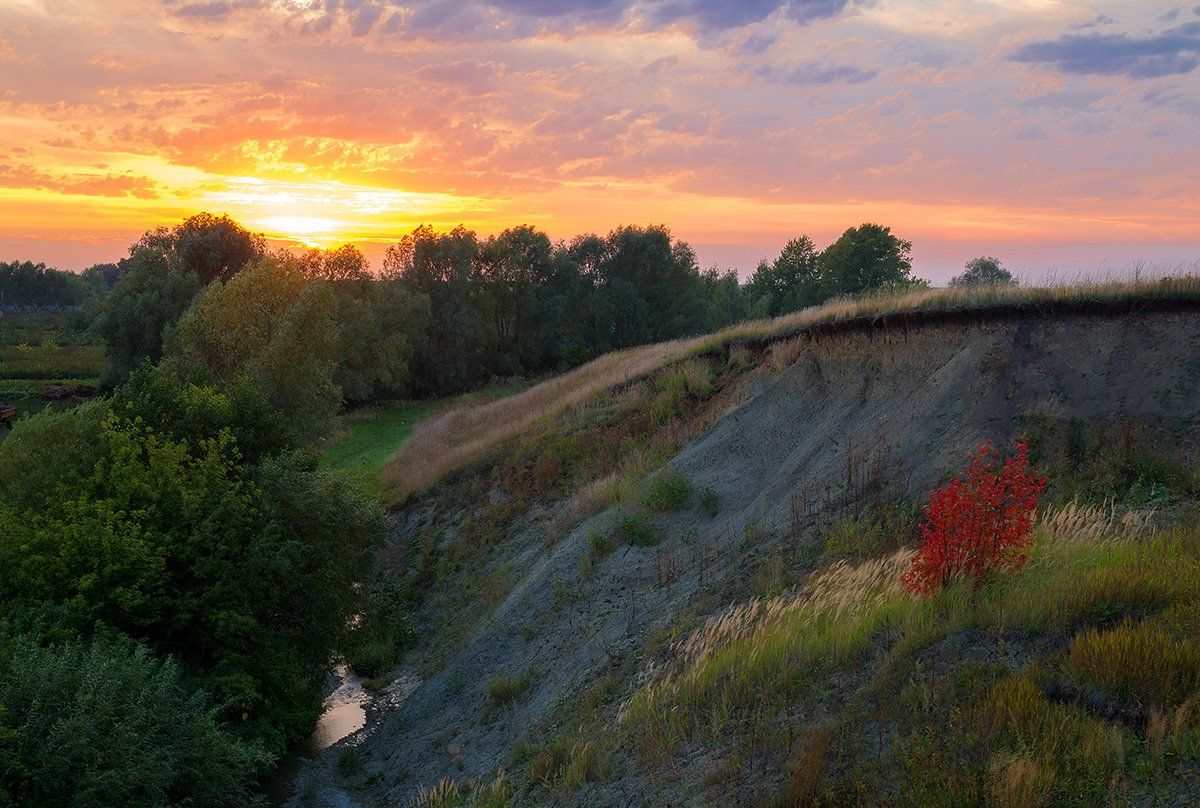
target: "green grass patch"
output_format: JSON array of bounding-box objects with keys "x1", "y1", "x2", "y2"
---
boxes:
[
  {"x1": 0, "y1": 343, "x2": 104, "y2": 380},
  {"x1": 319, "y1": 400, "x2": 440, "y2": 495},
  {"x1": 487, "y1": 668, "x2": 535, "y2": 706}
]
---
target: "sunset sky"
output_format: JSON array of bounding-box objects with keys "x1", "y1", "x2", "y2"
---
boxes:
[{"x1": 1, "y1": 0, "x2": 1198, "y2": 280}]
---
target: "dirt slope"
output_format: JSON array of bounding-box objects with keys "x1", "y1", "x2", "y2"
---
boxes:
[{"x1": 292, "y1": 310, "x2": 1200, "y2": 806}]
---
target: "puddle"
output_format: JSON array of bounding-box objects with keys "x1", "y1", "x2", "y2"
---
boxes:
[{"x1": 309, "y1": 665, "x2": 367, "y2": 751}]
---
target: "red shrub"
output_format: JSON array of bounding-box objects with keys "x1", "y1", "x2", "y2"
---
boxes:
[{"x1": 905, "y1": 441, "x2": 1046, "y2": 594}]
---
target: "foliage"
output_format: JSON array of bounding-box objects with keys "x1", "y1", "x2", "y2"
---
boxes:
[
  {"x1": 0, "y1": 260, "x2": 93, "y2": 308},
  {"x1": 0, "y1": 368, "x2": 388, "y2": 757},
  {"x1": 1024, "y1": 415, "x2": 1200, "y2": 507},
  {"x1": 950, "y1": 256, "x2": 1016, "y2": 288},
  {"x1": 816, "y1": 222, "x2": 915, "y2": 299},
  {"x1": 745, "y1": 235, "x2": 822, "y2": 318},
  {"x1": 330, "y1": 276, "x2": 431, "y2": 405},
  {"x1": 92, "y1": 248, "x2": 202, "y2": 386},
  {"x1": 641, "y1": 468, "x2": 693, "y2": 511},
  {"x1": 820, "y1": 502, "x2": 919, "y2": 560},
  {"x1": 342, "y1": 571, "x2": 417, "y2": 678},
  {"x1": 617, "y1": 512, "x2": 661, "y2": 547},
  {"x1": 133, "y1": 212, "x2": 266, "y2": 286},
  {"x1": 0, "y1": 634, "x2": 266, "y2": 807},
  {"x1": 905, "y1": 442, "x2": 1045, "y2": 593},
  {"x1": 171, "y1": 256, "x2": 341, "y2": 436}
]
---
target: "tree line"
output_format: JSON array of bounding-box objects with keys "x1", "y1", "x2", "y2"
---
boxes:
[{"x1": 82, "y1": 214, "x2": 956, "y2": 422}]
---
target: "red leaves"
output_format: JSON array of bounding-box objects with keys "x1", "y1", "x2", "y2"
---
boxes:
[{"x1": 905, "y1": 441, "x2": 1046, "y2": 595}]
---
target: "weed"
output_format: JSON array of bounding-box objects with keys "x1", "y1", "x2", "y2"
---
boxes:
[
  {"x1": 1067, "y1": 620, "x2": 1200, "y2": 708},
  {"x1": 487, "y1": 668, "x2": 535, "y2": 706},
  {"x1": 618, "y1": 512, "x2": 661, "y2": 547},
  {"x1": 820, "y1": 502, "x2": 917, "y2": 560},
  {"x1": 641, "y1": 468, "x2": 693, "y2": 511},
  {"x1": 698, "y1": 485, "x2": 719, "y2": 517},
  {"x1": 589, "y1": 530, "x2": 613, "y2": 557},
  {"x1": 337, "y1": 746, "x2": 360, "y2": 776}
]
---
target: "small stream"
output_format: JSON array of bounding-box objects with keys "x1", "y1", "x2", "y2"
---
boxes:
[{"x1": 309, "y1": 665, "x2": 368, "y2": 751}]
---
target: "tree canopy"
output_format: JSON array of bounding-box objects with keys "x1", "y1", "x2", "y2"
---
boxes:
[{"x1": 950, "y1": 256, "x2": 1016, "y2": 288}]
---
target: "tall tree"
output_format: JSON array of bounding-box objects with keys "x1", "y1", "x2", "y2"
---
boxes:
[
  {"x1": 135, "y1": 213, "x2": 266, "y2": 285},
  {"x1": 817, "y1": 223, "x2": 915, "y2": 298},
  {"x1": 92, "y1": 248, "x2": 201, "y2": 387},
  {"x1": 171, "y1": 256, "x2": 340, "y2": 435},
  {"x1": 745, "y1": 235, "x2": 822, "y2": 317}
]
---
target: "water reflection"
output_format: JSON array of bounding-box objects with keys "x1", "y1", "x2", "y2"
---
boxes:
[{"x1": 309, "y1": 665, "x2": 367, "y2": 751}]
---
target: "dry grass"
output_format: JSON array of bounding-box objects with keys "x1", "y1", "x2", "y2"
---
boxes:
[
  {"x1": 1036, "y1": 500, "x2": 1155, "y2": 546},
  {"x1": 380, "y1": 337, "x2": 708, "y2": 502},
  {"x1": 381, "y1": 271, "x2": 1200, "y2": 503},
  {"x1": 411, "y1": 770, "x2": 511, "y2": 808},
  {"x1": 622, "y1": 548, "x2": 919, "y2": 757}
]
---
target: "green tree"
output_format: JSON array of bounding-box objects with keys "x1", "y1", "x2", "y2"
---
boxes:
[
  {"x1": 92, "y1": 249, "x2": 202, "y2": 387},
  {"x1": 746, "y1": 235, "x2": 822, "y2": 316},
  {"x1": 949, "y1": 256, "x2": 1016, "y2": 288},
  {"x1": 171, "y1": 257, "x2": 341, "y2": 436},
  {"x1": 135, "y1": 213, "x2": 266, "y2": 285},
  {"x1": 817, "y1": 223, "x2": 915, "y2": 298},
  {"x1": 0, "y1": 260, "x2": 90, "y2": 307},
  {"x1": 0, "y1": 372, "x2": 388, "y2": 755},
  {"x1": 332, "y1": 279, "x2": 431, "y2": 404}
]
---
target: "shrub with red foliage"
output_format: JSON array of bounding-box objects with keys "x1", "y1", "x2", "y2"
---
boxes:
[{"x1": 905, "y1": 441, "x2": 1046, "y2": 594}]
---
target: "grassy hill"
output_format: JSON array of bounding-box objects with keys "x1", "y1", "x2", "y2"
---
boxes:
[{"x1": 294, "y1": 277, "x2": 1200, "y2": 808}]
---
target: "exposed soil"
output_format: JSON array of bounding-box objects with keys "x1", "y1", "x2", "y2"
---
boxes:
[{"x1": 288, "y1": 311, "x2": 1200, "y2": 806}]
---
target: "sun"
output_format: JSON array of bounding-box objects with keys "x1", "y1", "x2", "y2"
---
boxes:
[{"x1": 256, "y1": 215, "x2": 348, "y2": 248}]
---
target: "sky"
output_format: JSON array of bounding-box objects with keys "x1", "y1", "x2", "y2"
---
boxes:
[{"x1": 0, "y1": 0, "x2": 1198, "y2": 281}]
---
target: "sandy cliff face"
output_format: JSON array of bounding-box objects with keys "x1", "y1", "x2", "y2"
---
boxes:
[{"x1": 298, "y1": 311, "x2": 1200, "y2": 807}]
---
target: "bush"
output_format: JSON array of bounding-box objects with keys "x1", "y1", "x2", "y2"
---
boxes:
[
  {"x1": 0, "y1": 634, "x2": 266, "y2": 807},
  {"x1": 641, "y1": 469, "x2": 692, "y2": 512},
  {"x1": 821, "y1": 503, "x2": 918, "y2": 560},
  {"x1": 905, "y1": 442, "x2": 1045, "y2": 594},
  {"x1": 487, "y1": 669, "x2": 534, "y2": 706},
  {"x1": 618, "y1": 513, "x2": 661, "y2": 548}
]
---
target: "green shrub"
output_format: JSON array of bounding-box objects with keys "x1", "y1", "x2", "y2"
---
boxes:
[
  {"x1": 589, "y1": 530, "x2": 613, "y2": 557},
  {"x1": 618, "y1": 513, "x2": 661, "y2": 547},
  {"x1": 698, "y1": 485, "x2": 719, "y2": 517},
  {"x1": 0, "y1": 634, "x2": 267, "y2": 807},
  {"x1": 343, "y1": 573, "x2": 417, "y2": 678},
  {"x1": 0, "y1": 369, "x2": 389, "y2": 756},
  {"x1": 820, "y1": 503, "x2": 918, "y2": 560},
  {"x1": 337, "y1": 746, "x2": 360, "y2": 776},
  {"x1": 641, "y1": 469, "x2": 692, "y2": 512},
  {"x1": 487, "y1": 669, "x2": 535, "y2": 706}
]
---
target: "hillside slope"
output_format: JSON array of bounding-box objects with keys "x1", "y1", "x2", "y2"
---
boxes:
[{"x1": 294, "y1": 308, "x2": 1200, "y2": 807}]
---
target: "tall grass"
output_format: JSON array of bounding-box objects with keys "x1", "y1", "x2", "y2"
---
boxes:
[
  {"x1": 381, "y1": 272, "x2": 1200, "y2": 503},
  {"x1": 621, "y1": 502, "x2": 1190, "y2": 762}
]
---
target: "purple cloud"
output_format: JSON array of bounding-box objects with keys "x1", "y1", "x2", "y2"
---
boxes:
[
  {"x1": 756, "y1": 59, "x2": 877, "y2": 86},
  {"x1": 1012, "y1": 22, "x2": 1200, "y2": 79}
]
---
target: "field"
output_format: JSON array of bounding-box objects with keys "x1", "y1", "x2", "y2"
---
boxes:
[{"x1": 0, "y1": 312, "x2": 103, "y2": 422}]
